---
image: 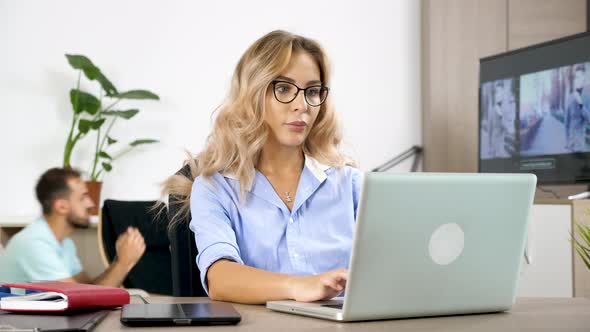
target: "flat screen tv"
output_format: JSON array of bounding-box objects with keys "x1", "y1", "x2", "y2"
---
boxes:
[{"x1": 479, "y1": 32, "x2": 590, "y2": 185}]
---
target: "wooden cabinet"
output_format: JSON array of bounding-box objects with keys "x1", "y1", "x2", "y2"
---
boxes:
[{"x1": 422, "y1": 0, "x2": 587, "y2": 173}]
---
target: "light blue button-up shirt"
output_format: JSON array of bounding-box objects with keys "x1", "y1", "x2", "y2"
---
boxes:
[{"x1": 189, "y1": 156, "x2": 362, "y2": 294}]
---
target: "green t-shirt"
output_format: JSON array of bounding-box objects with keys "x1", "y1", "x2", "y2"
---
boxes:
[{"x1": 0, "y1": 218, "x2": 82, "y2": 283}]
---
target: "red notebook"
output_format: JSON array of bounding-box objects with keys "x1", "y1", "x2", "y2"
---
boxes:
[{"x1": 0, "y1": 281, "x2": 130, "y2": 312}]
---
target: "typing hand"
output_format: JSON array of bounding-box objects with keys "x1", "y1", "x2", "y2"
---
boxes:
[
  {"x1": 287, "y1": 268, "x2": 347, "y2": 302},
  {"x1": 115, "y1": 227, "x2": 146, "y2": 269}
]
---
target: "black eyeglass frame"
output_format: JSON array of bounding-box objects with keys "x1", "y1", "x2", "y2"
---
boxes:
[{"x1": 271, "y1": 80, "x2": 330, "y2": 107}]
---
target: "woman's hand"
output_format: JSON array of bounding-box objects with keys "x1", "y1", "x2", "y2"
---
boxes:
[{"x1": 286, "y1": 268, "x2": 348, "y2": 302}]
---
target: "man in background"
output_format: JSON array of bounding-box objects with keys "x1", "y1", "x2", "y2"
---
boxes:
[{"x1": 0, "y1": 167, "x2": 145, "y2": 286}]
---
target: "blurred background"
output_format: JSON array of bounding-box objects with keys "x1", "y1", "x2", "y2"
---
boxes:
[{"x1": 0, "y1": 0, "x2": 421, "y2": 216}]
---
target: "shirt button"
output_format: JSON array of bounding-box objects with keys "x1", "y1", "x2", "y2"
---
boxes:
[
  {"x1": 289, "y1": 217, "x2": 294, "y2": 224},
  {"x1": 293, "y1": 253, "x2": 299, "y2": 258}
]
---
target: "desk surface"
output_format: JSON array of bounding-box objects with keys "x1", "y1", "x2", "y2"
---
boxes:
[{"x1": 95, "y1": 296, "x2": 590, "y2": 331}]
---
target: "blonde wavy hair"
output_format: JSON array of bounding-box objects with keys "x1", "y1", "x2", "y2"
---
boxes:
[{"x1": 161, "y1": 30, "x2": 353, "y2": 225}]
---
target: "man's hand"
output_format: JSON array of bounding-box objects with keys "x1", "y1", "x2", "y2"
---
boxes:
[
  {"x1": 115, "y1": 227, "x2": 146, "y2": 269},
  {"x1": 286, "y1": 268, "x2": 347, "y2": 302}
]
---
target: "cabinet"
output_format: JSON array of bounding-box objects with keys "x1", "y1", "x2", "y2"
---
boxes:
[{"x1": 517, "y1": 200, "x2": 590, "y2": 297}]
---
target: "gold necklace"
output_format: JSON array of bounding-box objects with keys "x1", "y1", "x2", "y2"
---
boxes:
[{"x1": 284, "y1": 191, "x2": 293, "y2": 203}]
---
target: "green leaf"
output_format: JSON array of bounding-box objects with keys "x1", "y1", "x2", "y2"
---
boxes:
[
  {"x1": 99, "y1": 151, "x2": 112, "y2": 160},
  {"x1": 77, "y1": 118, "x2": 104, "y2": 134},
  {"x1": 581, "y1": 224, "x2": 590, "y2": 242},
  {"x1": 66, "y1": 54, "x2": 118, "y2": 95},
  {"x1": 107, "y1": 136, "x2": 118, "y2": 145},
  {"x1": 113, "y1": 90, "x2": 159, "y2": 100},
  {"x1": 102, "y1": 109, "x2": 139, "y2": 119},
  {"x1": 78, "y1": 119, "x2": 92, "y2": 134},
  {"x1": 70, "y1": 89, "x2": 100, "y2": 115},
  {"x1": 129, "y1": 139, "x2": 159, "y2": 146},
  {"x1": 91, "y1": 118, "x2": 106, "y2": 129},
  {"x1": 575, "y1": 239, "x2": 590, "y2": 255},
  {"x1": 575, "y1": 245, "x2": 590, "y2": 270},
  {"x1": 102, "y1": 162, "x2": 112, "y2": 172},
  {"x1": 66, "y1": 54, "x2": 93, "y2": 69},
  {"x1": 65, "y1": 54, "x2": 100, "y2": 80},
  {"x1": 576, "y1": 223, "x2": 590, "y2": 246},
  {"x1": 96, "y1": 72, "x2": 118, "y2": 96}
]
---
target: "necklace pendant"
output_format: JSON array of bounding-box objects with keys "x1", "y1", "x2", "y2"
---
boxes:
[{"x1": 285, "y1": 192, "x2": 292, "y2": 203}]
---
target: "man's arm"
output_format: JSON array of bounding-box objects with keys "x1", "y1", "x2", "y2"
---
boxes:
[
  {"x1": 60, "y1": 227, "x2": 145, "y2": 287},
  {"x1": 68, "y1": 259, "x2": 135, "y2": 287}
]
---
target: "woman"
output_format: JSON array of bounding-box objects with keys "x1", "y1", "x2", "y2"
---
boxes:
[{"x1": 163, "y1": 30, "x2": 362, "y2": 304}]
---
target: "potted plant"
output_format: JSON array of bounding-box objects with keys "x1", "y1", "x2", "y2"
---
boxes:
[
  {"x1": 573, "y1": 221, "x2": 590, "y2": 270},
  {"x1": 63, "y1": 54, "x2": 160, "y2": 214}
]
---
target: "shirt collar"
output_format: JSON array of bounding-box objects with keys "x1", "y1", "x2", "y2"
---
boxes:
[
  {"x1": 304, "y1": 155, "x2": 330, "y2": 183},
  {"x1": 35, "y1": 217, "x2": 65, "y2": 248},
  {"x1": 222, "y1": 155, "x2": 331, "y2": 192}
]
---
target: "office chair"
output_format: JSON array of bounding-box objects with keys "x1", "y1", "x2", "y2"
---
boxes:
[
  {"x1": 168, "y1": 164, "x2": 207, "y2": 297},
  {"x1": 100, "y1": 199, "x2": 173, "y2": 295}
]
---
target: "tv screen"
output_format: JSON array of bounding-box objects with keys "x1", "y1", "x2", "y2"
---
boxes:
[{"x1": 479, "y1": 32, "x2": 590, "y2": 184}]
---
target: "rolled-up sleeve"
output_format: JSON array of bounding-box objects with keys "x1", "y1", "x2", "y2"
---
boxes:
[{"x1": 189, "y1": 176, "x2": 244, "y2": 295}]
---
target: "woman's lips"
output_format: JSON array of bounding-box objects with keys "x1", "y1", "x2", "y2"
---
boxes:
[{"x1": 285, "y1": 121, "x2": 307, "y2": 132}]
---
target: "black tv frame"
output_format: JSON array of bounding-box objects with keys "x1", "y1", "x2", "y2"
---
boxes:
[{"x1": 478, "y1": 31, "x2": 590, "y2": 185}]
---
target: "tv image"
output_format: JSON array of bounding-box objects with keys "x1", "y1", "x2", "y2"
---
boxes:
[
  {"x1": 479, "y1": 32, "x2": 590, "y2": 184},
  {"x1": 520, "y1": 63, "x2": 590, "y2": 157},
  {"x1": 480, "y1": 78, "x2": 517, "y2": 160}
]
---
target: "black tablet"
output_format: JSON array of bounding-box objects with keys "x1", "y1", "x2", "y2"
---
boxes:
[{"x1": 120, "y1": 303, "x2": 241, "y2": 326}]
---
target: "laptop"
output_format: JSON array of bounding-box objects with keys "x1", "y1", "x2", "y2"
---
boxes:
[
  {"x1": 267, "y1": 172, "x2": 536, "y2": 321},
  {"x1": 0, "y1": 310, "x2": 109, "y2": 331}
]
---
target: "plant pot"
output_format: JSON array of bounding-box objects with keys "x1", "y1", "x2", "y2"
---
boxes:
[{"x1": 85, "y1": 181, "x2": 102, "y2": 216}]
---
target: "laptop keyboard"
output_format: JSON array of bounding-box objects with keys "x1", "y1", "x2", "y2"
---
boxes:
[{"x1": 321, "y1": 303, "x2": 343, "y2": 309}]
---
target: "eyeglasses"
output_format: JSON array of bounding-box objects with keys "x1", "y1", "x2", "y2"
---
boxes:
[{"x1": 271, "y1": 80, "x2": 329, "y2": 107}]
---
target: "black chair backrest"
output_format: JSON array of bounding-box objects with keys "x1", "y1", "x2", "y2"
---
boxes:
[
  {"x1": 168, "y1": 165, "x2": 207, "y2": 297},
  {"x1": 101, "y1": 199, "x2": 173, "y2": 295}
]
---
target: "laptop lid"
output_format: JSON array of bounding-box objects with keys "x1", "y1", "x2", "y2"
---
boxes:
[
  {"x1": 341, "y1": 172, "x2": 536, "y2": 321},
  {"x1": 0, "y1": 309, "x2": 109, "y2": 331}
]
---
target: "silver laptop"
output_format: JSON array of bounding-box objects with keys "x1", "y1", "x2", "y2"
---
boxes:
[{"x1": 267, "y1": 172, "x2": 537, "y2": 321}]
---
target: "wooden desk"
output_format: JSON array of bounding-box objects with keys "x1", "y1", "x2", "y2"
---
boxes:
[{"x1": 95, "y1": 296, "x2": 590, "y2": 331}]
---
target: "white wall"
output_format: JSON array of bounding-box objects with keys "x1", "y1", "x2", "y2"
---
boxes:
[{"x1": 0, "y1": 0, "x2": 421, "y2": 216}]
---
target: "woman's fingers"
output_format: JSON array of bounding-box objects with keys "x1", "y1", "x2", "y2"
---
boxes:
[{"x1": 320, "y1": 270, "x2": 347, "y2": 291}]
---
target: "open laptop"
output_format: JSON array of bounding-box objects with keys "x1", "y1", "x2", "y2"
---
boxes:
[
  {"x1": 0, "y1": 310, "x2": 109, "y2": 331},
  {"x1": 267, "y1": 172, "x2": 536, "y2": 321}
]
